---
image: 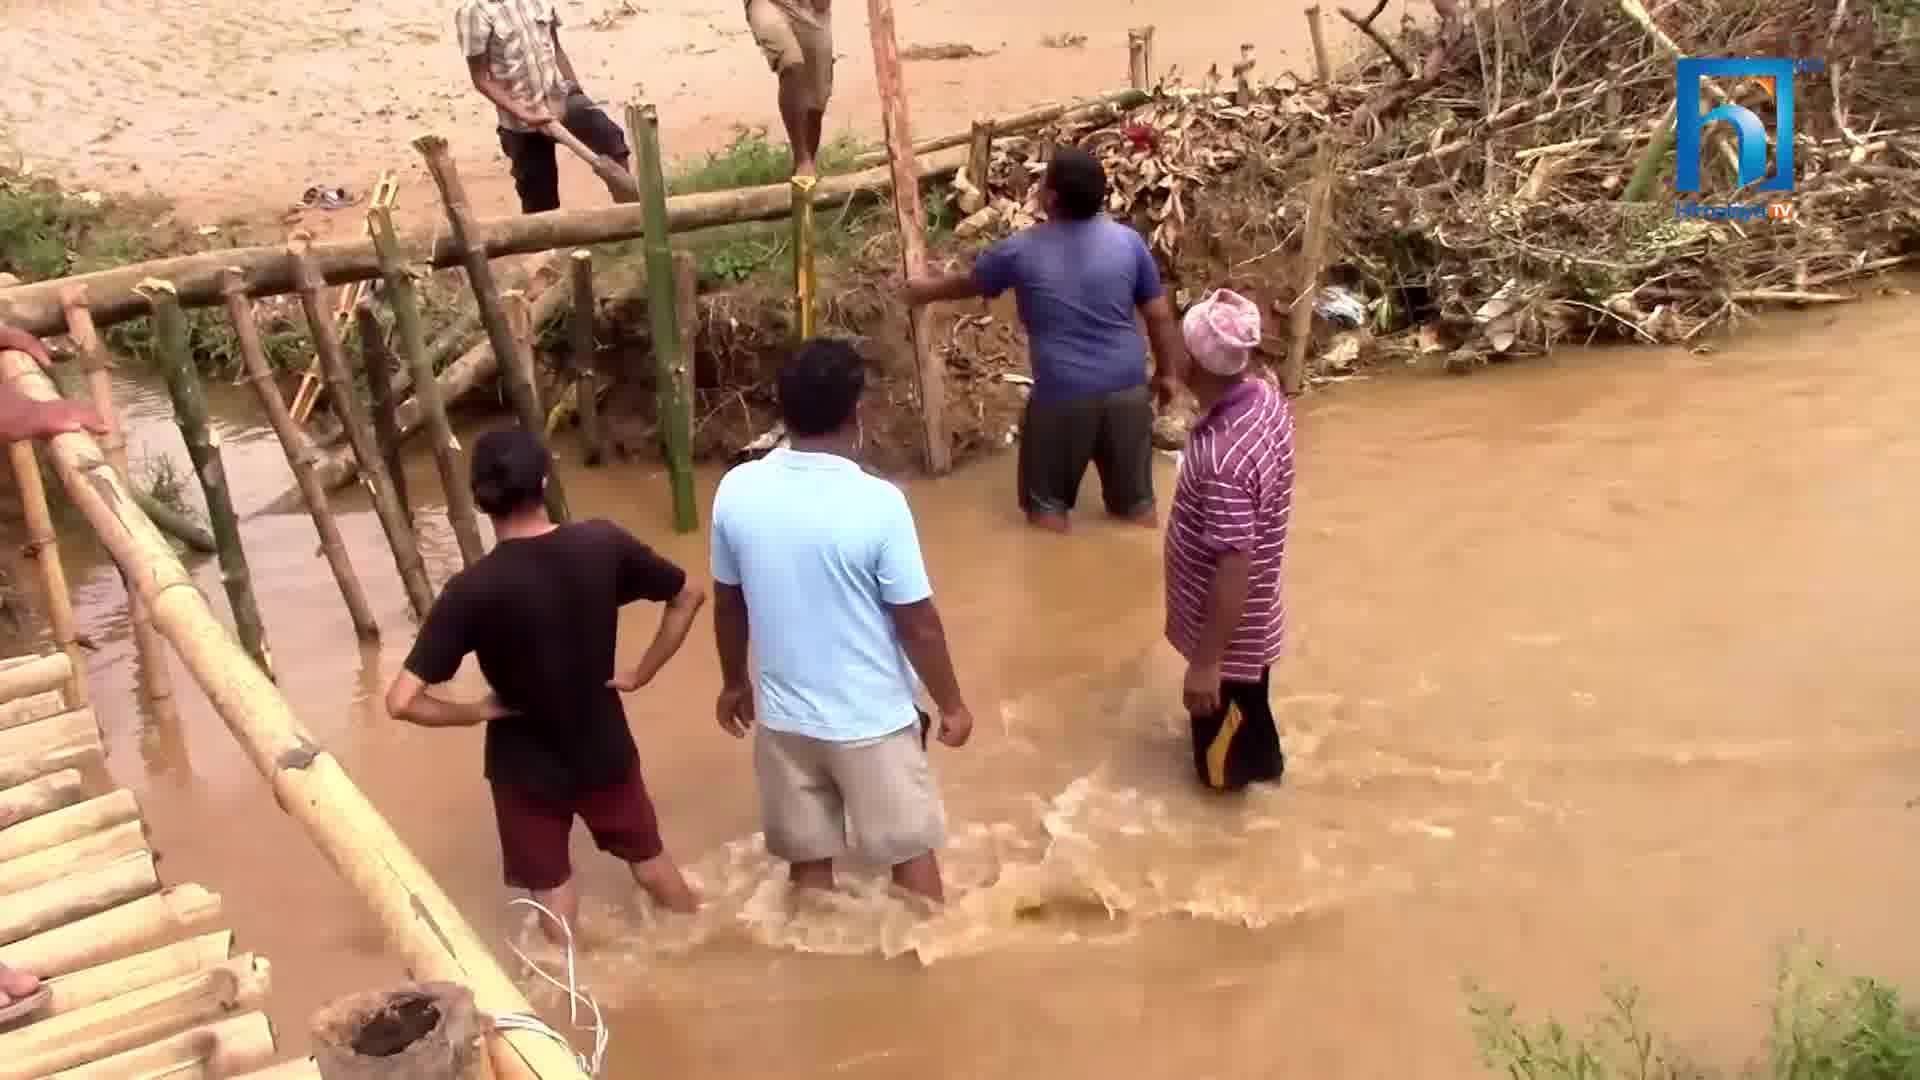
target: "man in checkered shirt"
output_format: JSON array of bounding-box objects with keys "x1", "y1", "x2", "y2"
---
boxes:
[{"x1": 456, "y1": 0, "x2": 635, "y2": 214}]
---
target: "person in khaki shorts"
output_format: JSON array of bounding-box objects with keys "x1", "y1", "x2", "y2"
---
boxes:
[
  {"x1": 711, "y1": 338, "x2": 975, "y2": 902},
  {"x1": 744, "y1": 0, "x2": 836, "y2": 177}
]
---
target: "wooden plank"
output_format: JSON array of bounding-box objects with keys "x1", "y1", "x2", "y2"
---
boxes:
[{"x1": 0, "y1": 708, "x2": 101, "y2": 791}]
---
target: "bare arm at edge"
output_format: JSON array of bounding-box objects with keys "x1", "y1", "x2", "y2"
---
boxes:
[
  {"x1": 887, "y1": 598, "x2": 967, "y2": 715},
  {"x1": 385, "y1": 669, "x2": 509, "y2": 729},
  {"x1": 612, "y1": 582, "x2": 707, "y2": 691}
]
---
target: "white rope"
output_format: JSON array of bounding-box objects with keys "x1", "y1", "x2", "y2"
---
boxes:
[{"x1": 495, "y1": 897, "x2": 610, "y2": 1078}]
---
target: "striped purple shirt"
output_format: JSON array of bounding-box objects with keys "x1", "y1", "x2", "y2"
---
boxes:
[{"x1": 1164, "y1": 378, "x2": 1296, "y2": 683}]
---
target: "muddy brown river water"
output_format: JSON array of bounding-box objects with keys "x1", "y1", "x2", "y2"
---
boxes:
[{"x1": 44, "y1": 294, "x2": 1920, "y2": 1077}]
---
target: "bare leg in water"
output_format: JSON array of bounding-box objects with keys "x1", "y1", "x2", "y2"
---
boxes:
[
  {"x1": 789, "y1": 851, "x2": 945, "y2": 904},
  {"x1": 529, "y1": 854, "x2": 697, "y2": 947}
]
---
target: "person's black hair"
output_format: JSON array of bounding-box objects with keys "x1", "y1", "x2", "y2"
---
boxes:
[
  {"x1": 777, "y1": 337, "x2": 868, "y2": 438},
  {"x1": 1044, "y1": 147, "x2": 1108, "y2": 221},
  {"x1": 469, "y1": 428, "x2": 550, "y2": 517}
]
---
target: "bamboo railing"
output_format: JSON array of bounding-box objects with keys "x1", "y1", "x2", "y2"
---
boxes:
[{"x1": 0, "y1": 346, "x2": 591, "y2": 1080}]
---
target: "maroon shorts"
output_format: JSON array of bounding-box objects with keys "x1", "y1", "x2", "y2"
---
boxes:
[{"x1": 490, "y1": 767, "x2": 665, "y2": 891}]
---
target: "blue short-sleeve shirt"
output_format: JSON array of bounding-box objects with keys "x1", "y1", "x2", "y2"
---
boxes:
[
  {"x1": 711, "y1": 448, "x2": 931, "y2": 742},
  {"x1": 971, "y1": 216, "x2": 1164, "y2": 404}
]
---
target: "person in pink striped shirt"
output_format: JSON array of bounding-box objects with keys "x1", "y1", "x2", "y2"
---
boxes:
[{"x1": 1163, "y1": 291, "x2": 1296, "y2": 791}]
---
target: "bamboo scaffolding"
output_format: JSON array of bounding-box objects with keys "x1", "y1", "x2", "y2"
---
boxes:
[
  {"x1": 0, "y1": 884, "x2": 220, "y2": 979},
  {"x1": 61, "y1": 287, "x2": 174, "y2": 719},
  {"x1": 290, "y1": 172, "x2": 400, "y2": 425},
  {"x1": 0, "y1": 954, "x2": 270, "y2": 1079},
  {"x1": 0, "y1": 689, "x2": 65, "y2": 732},
  {"x1": 867, "y1": 0, "x2": 951, "y2": 475},
  {"x1": 792, "y1": 175, "x2": 818, "y2": 341},
  {"x1": 417, "y1": 135, "x2": 570, "y2": 524},
  {"x1": 287, "y1": 239, "x2": 436, "y2": 620},
  {"x1": 224, "y1": 269, "x2": 380, "y2": 641},
  {"x1": 0, "y1": 139, "x2": 988, "y2": 336},
  {"x1": 0, "y1": 707, "x2": 101, "y2": 790},
  {"x1": 630, "y1": 102, "x2": 699, "y2": 530},
  {"x1": 0, "y1": 345, "x2": 592, "y2": 1080},
  {"x1": 0, "y1": 819, "x2": 146, "y2": 893},
  {"x1": 42, "y1": 932, "x2": 236, "y2": 1018},
  {"x1": 355, "y1": 302, "x2": 412, "y2": 517},
  {"x1": 6, "y1": 440, "x2": 87, "y2": 706},
  {"x1": 1306, "y1": 6, "x2": 1334, "y2": 83},
  {"x1": 0, "y1": 652, "x2": 70, "y2": 701},
  {"x1": 52, "y1": 1011, "x2": 277, "y2": 1080},
  {"x1": 0, "y1": 769, "x2": 83, "y2": 828},
  {"x1": 568, "y1": 251, "x2": 607, "y2": 468},
  {"x1": 1285, "y1": 137, "x2": 1338, "y2": 394},
  {"x1": 0, "y1": 850, "x2": 159, "y2": 946},
  {"x1": 0, "y1": 790, "x2": 139, "y2": 862},
  {"x1": 373, "y1": 209, "x2": 486, "y2": 567},
  {"x1": 143, "y1": 280, "x2": 275, "y2": 678}
]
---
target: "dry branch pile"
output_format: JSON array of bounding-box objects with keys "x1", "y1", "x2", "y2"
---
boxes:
[{"x1": 962, "y1": 0, "x2": 1920, "y2": 371}]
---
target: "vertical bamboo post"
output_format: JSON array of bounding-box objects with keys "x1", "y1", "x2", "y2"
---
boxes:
[
  {"x1": 1306, "y1": 6, "x2": 1333, "y2": 84},
  {"x1": 567, "y1": 252, "x2": 607, "y2": 468},
  {"x1": 4, "y1": 441, "x2": 86, "y2": 707},
  {"x1": 1233, "y1": 44, "x2": 1258, "y2": 105},
  {"x1": 1128, "y1": 29, "x2": 1149, "y2": 90},
  {"x1": 353, "y1": 303, "x2": 412, "y2": 518},
  {"x1": 63, "y1": 289, "x2": 162, "y2": 712},
  {"x1": 866, "y1": 0, "x2": 952, "y2": 475},
  {"x1": 139, "y1": 279, "x2": 274, "y2": 678},
  {"x1": 791, "y1": 175, "x2": 818, "y2": 342},
  {"x1": 671, "y1": 250, "x2": 700, "y2": 471},
  {"x1": 224, "y1": 270, "x2": 380, "y2": 642},
  {"x1": 413, "y1": 135, "x2": 569, "y2": 524},
  {"x1": 500, "y1": 292, "x2": 544, "y2": 420},
  {"x1": 1284, "y1": 137, "x2": 1337, "y2": 396},
  {"x1": 967, "y1": 119, "x2": 995, "y2": 191},
  {"x1": 287, "y1": 238, "x2": 436, "y2": 621},
  {"x1": 628, "y1": 101, "x2": 700, "y2": 532},
  {"x1": 370, "y1": 208, "x2": 485, "y2": 568}
]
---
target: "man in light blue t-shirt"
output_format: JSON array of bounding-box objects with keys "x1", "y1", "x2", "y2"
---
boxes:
[
  {"x1": 907, "y1": 146, "x2": 1187, "y2": 533},
  {"x1": 710, "y1": 338, "x2": 976, "y2": 903}
]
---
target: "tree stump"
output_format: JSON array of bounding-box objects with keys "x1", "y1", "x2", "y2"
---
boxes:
[{"x1": 312, "y1": 983, "x2": 491, "y2": 1080}]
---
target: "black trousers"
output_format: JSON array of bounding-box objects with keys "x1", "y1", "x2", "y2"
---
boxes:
[
  {"x1": 1017, "y1": 384, "x2": 1156, "y2": 518},
  {"x1": 497, "y1": 97, "x2": 630, "y2": 215},
  {"x1": 1188, "y1": 666, "x2": 1284, "y2": 791}
]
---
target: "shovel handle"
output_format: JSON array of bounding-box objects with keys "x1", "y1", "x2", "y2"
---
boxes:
[{"x1": 543, "y1": 122, "x2": 641, "y2": 198}]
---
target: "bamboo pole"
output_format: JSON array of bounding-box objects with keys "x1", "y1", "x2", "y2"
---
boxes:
[
  {"x1": 0, "y1": 954, "x2": 270, "y2": 1079},
  {"x1": 0, "y1": 790, "x2": 140, "y2": 862},
  {"x1": 142, "y1": 279, "x2": 275, "y2": 678},
  {"x1": 134, "y1": 489, "x2": 217, "y2": 553},
  {"x1": 0, "y1": 689, "x2": 65, "y2": 732},
  {"x1": 792, "y1": 175, "x2": 818, "y2": 342},
  {"x1": 312, "y1": 982, "x2": 490, "y2": 1080},
  {"x1": 1306, "y1": 6, "x2": 1334, "y2": 84},
  {"x1": 225, "y1": 270, "x2": 380, "y2": 641},
  {"x1": 0, "y1": 347, "x2": 592, "y2": 1080},
  {"x1": 568, "y1": 251, "x2": 606, "y2": 468},
  {"x1": 966, "y1": 119, "x2": 994, "y2": 193},
  {"x1": 1128, "y1": 29, "x2": 1149, "y2": 90},
  {"x1": 672, "y1": 249, "x2": 700, "y2": 488},
  {"x1": 0, "y1": 884, "x2": 218, "y2": 980},
  {"x1": 0, "y1": 850, "x2": 159, "y2": 946},
  {"x1": 0, "y1": 769, "x2": 83, "y2": 829},
  {"x1": 630, "y1": 102, "x2": 699, "y2": 532},
  {"x1": 311, "y1": 278, "x2": 572, "y2": 493},
  {"x1": 542, "y1": 120, "x2": 642, "y2": 203},
  {"x1": 374, "y1": 209, "x2": 486, "y2": 567},
  {"x1": 842, "y1": 88, "x2": 1147, "y2": 172},
  {"x1": 288, "y1": 239, "x2": 436, "y2": 621},
  {"x1": 0, "y1": 707, "x2": 101, "y2": 790},
  {"x1": 0, "y1": 142, "x2": 980, "y2": 336},
  {"x1": 43, "y1": 932, "x2": 236, "y2": 1018},
  {"x1": 6, "y1": 441, "x2": 87, "y2": 706},
  {"x1": 0, "y1": 820, "x2": 146, "y2": 893},
  {"x1": 501, "y1": 292, "x2": 543, "y2": 419},
  {"x1": 0, "y1": 652, "x2": 70, "y2": 701},
  {"x1": 355, "y1": 302, "x2": 412, "y2": 517},
  {"x1": 61, "y1": 287, "x2": 173, "y2": 719},
  {"x1": 1284, "y1": 137, "x2": 1338, "y2": 395},
  {"x1": 866, "y1": 0, "x2": 951, "y2": 474},
  {"x1": 52, "y1": 1011, "x2": 277, "y2": 1080},
  {"x1": 415, "y1": 135, "x2": 570, "y2": 524}
]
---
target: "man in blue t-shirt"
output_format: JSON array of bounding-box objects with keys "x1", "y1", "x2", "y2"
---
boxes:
[{"x1": 907, "y1": 147, "x2": 1186, "y2": 533}]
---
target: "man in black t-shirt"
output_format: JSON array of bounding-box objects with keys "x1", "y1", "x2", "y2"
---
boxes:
[{"x1": 385, "y1": 429, "x2": 705, "y2": 940}]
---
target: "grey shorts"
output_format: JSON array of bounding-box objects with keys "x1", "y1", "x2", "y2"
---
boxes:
[
  {"x1": 1018, "y1": 384, "x2": 1156, "y2": 518},
  {"x1": 754, "y1": 722, "x2": 947, "y2": 867},
  {"x1": 745, "y1": 0, "x2": 835, "y2": 110}
]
